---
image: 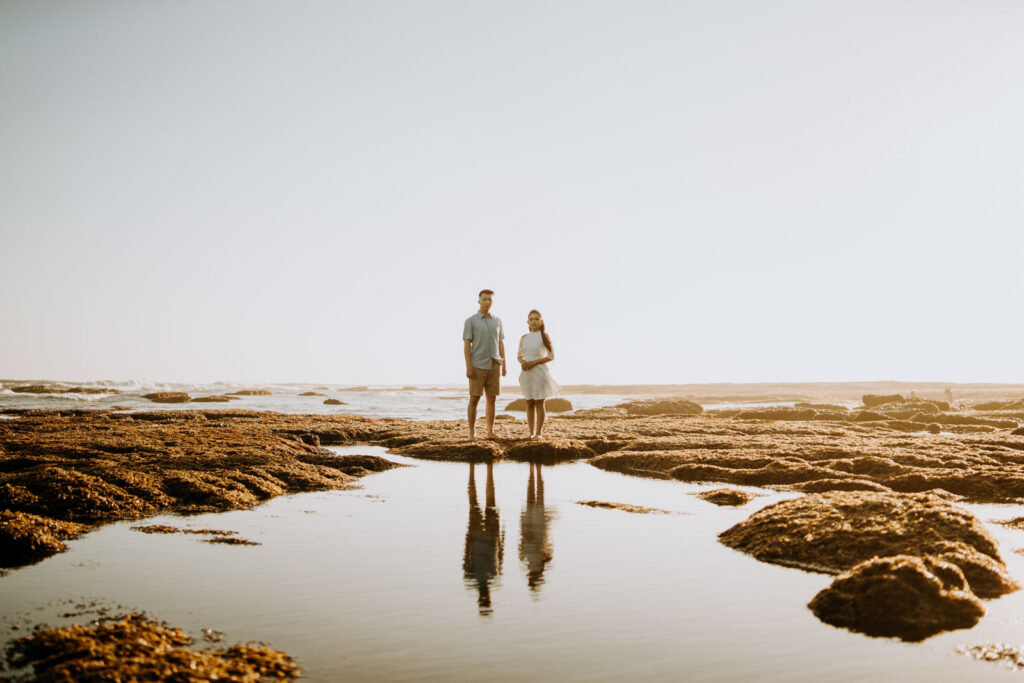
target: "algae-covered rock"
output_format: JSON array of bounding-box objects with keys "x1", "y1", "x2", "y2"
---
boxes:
[
  {"x1": 324, "y1": 398, "x2": 346, "y2": 405},
  {"x1": 695, "y1": 488, "x2": 757, "y2": 506},
  {"x1": 718, "y1": 491, "x2": 1016, "y2": 598},
  {"x1": 0, "y1": 510, "x2": 89, "y2": 567},
  {"x1": 808, "y1": 555, "x2": 985, "y2": 641},
  {"x1": 142, "y1": 392, "x2": 191, "y2": 403},
  {"x1": 3, "y1": 613, "x2": 300, "y2": 680},
  {"x1": 504, "y1": 438, "x2": 595, "y2": 464},
  {"x1": 621, "y1": 398, "x2": 703, "y2": 416},
  {"x1": 191, "y1": 395, "x2": 235, "y2": 403}
]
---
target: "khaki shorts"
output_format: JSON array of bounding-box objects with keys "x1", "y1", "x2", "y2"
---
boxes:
[{"x1": 469, "y1": 361, "x2": 501, "y2": 397}]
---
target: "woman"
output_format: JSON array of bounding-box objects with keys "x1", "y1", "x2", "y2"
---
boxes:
[{"x1": 517, "y1": 309, "x2": 561, "y2": 439}]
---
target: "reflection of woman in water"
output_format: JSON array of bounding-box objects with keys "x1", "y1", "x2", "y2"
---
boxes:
[
  {"x1": 462, "y1": 462, "x2": 504, "y2": 615},
  {"x1": 519, "y1": 462, "x2": 554, "y2": 592}
]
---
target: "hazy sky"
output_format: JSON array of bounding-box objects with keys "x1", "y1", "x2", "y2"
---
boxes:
[{"x1": 2, "y1": 1, "x2": 1022, "y2": 385}]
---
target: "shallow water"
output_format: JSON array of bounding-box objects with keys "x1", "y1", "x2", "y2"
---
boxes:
[
  {"x1": 4, "y1": 447, "x2": 1024, "y2": 681},
  {"x1": 0, "y1": 381, "x2": 629, "y2": 420}
]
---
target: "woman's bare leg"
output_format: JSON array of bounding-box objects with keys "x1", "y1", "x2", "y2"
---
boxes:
[
  {"x1": 536, "y1": 400, "x2": 547, "y2": 437},
  {"x1": 526, "y1": 400, "x2": 537, "y2": 437}
]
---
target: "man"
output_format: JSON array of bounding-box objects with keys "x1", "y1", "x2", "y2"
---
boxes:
[{"x1": 463, "y1": 289, "x2": 506, "y2": 440}]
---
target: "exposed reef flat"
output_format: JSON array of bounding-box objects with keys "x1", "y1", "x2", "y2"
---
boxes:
[{"x1": 0, "y1": 410, "x2": 404, "y2": 569}]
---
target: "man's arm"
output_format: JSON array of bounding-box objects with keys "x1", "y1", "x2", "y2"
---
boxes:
[
  {"x1": 499, "y1": 340, "x2": 507, "y2": 376},
  {"x1": 464, "y1": 339, "x2": 473, "y2": 378}
]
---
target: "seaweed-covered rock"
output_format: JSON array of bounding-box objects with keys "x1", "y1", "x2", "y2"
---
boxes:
[
  {"x1": 504, "y1": 438, "x2": 595, "y2": 464},
  {"x1": 323, "y1": 399, "x2": 346, "y2": 405},
  {"x1": 3, "y1": 613, "x2": 300, "y2": 680},
  {"x1": 142, "y1": 392, "x2": 191, "y2": 403},
  {"x1": 0, "y1": 510, "x2": 88, "y2": 567},
  {"x1": 695, "y1": 488, "x2": 757, "y2": 506},
  {"x1": 718, "y1": 491, "x2": 1017, "y2": 597},
  {"x1": 808, "y1": 555, "x2": 985, "y2": 641},
  {"x1": 621, "y1": 398, "x2": 702, "y2": 416},
  {"x1": 191, "y1": 395, "x2": 235, "y2": 403}
]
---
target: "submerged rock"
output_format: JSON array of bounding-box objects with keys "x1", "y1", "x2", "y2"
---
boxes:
[
  {"x1": 228, "y1": 390, "x2": 272, "y2": 396},
  {"x1": 808, "y1": 555, "x2": 985, "y2": 641},
  {"x1": 694, "y1": 488, "x2": 757, "y2": 506},
  {"x1": 323, "y1": 398, "x2": 346, "y2": 405},
  {"x1": 574, "y1": 500, "x2": 676, "y2": 515},
  {"x1": 718, "y1": 491, "x2": 1013, "y2": 594},
  {"x1": 299, "y1": 391, "x2": 326, "y2": 396},
  {"x1": 142, "y1": 392, "x2": 191, "y2": 403},
  {"x1": 191, "y1": 395, "x2": 235, "y2": 403}
]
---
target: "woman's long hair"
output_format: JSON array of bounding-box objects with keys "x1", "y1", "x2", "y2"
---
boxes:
[{"x1": 529, "y1": 309, "x2": 553, "y2": 353}]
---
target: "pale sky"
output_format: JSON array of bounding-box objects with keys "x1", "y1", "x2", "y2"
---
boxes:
[{"x1": 2, "y1": 1, "x2": 1022, "y2": 385}]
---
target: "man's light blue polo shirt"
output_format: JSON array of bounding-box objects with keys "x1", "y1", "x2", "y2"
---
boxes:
[{"x1": 463, "y1": 312, "x2": 505, "y2": 370}]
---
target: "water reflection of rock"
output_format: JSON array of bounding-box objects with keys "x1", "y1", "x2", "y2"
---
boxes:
[
  {"x1": 463, "y1": 462, "x2": 504, "y2": 616},
  {"x1": 519, "y1": 463, "x2": 554, "y2": 593}
]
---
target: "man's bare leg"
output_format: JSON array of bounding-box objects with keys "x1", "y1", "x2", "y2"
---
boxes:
[
  {"x1": 485, "y1": 395, "x2": 497, "y2": 439},
  {"x1": 526, "y1": 399, "x2": 536, "y2": 438},
  {"x1": 468, "y1": 394, "x2": 481, "y2": 440},
  {"x1": 535, "y1": 400, "x2": 547, "y2": 438}
]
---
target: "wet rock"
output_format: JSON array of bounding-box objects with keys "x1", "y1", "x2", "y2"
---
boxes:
[
  {"x1": 621, "y1": 398, "x2": 702, "y2": 416},
  {"x1": 142, "y1": 392, "x2": 191, "y2": 403},
  {"x1": 1012, "y1": 427, "x2": 1024, "y2": 436},
  {"x1": 574, "y1": 500, "x2": 676, "y2": 514},
  {"x1": 191, "y1": 395, "x2": 235, "y2": 403},
  {"x1": 299, "y1": 391, "x2": 325, "y2": 396},
  {"x1": 718, "y1": 491, "x2": 1017, "y2": 598},
  {"x1": 808, "y1": 555, "x2": 985, "y2": 641},
  {"x1": 228, "y1": 390, "x2": 272, "y2": 396},
  {"x1": 957, "y1": 643, "x2": 1024, "y2": 670},
  {"x1": 0, "y1": 510, "x2": 89, "y2": 567},
  {"x1": 323, "y1": 399, "x2": 346, "y2": 405},
  {"x1": 203, "y1": 536, "x2": 260, "y2": 545},
  {"x1": 10, "y1": 385, "x2": 60, "y2": 394},
  {"x1": 926, "y1": 423, "x2": 942, "y2": 434},
  {"x1": 391, "y1": 439, "x2": 503, "y2": 462},
  {"x1": 504, "y1": 438, "x2": 595, "y2": 464},
  {"x1": 3, "y1": 613, "x2": 300, "y2": 681},
  {"x1": 694, "y1": 488, "x2": 757, "y2": 506}
]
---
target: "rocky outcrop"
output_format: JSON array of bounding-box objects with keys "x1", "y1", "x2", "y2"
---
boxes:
[
  {"x1": 808, "y1": 556, "x2": 985, "y2": 641},
  {"x1": 228, "y1": 390, "x2": 272, "y2": 396},
  {"x1": 141, "y1": 392, "x2": 191, "y2": 403},
  {"x1": 9, "y1": 385, "x2": 119, "y2": 395},
  {"x1": 323, "y1": 398, "x2": 346, "y2": 405},
  {"x1": 863, "y1": 394, "x2": 905, "y2": 408},
  {"x1": 299, "y1": 392, "x2": 325, "y2": 396},
  {"x1": 191, "y1": 395, "x2": 236, "y2": 403},
  {"x1": 504, "y1": 439, "x2": 595, "y2": 464}
]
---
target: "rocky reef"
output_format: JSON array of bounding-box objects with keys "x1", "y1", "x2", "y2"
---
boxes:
[
  {"x1": 719, "y1": 491, "x2": 1018, "y2": 640},
  {"x1": 3, "y1": 613, "x2": 299, "y2": 681}
]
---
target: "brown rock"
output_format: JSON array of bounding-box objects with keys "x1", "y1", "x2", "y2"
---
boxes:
[
  {"x1": 808, "y1": 555, "x2": 985, "y2": 641},
  {"x1": 142, "y1": 392, "x2": 191, "y2": 403},
  {"x1": 9, "y1": 385, "x2": 59, "y2": 394},
  {"x1": 575, "y1": 500, "x2": 676, "y2": 514},
  {"x1": 718, "y1": 491, "x2": 1017, "y2": 598},
  {"x1": 695, "y1": 488, "x2": 756, "y2": 506},
  {"x1": 3, "y1": 613, "x2": 300, "y2": 680},
  {"x1": 228, "y1": 390, "x2": 272, "y2": 396},
  {"x1": 620, "y1": 398, "x2": 703, "y2": 416},
  {"x1": 863, "y1": 394, "x2": 906, "y2": 408},
  {"x1": 191, "y1": 395, "x2": 234, "y2": 403},
  {"x1": 0, "y1": 510, "x2": 89, "y2": 567},
  {"x1": 504, "y1": 439, "x2": 595, "y2": 464},
  {"x1": 299, "y1": 392, "x2": 325, "y2": 396},
  {"x1": 323, "y1": 398, "x2": 346, "y2": 405}
]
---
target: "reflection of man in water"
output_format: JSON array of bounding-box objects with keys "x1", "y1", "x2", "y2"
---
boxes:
[
  {"x1": 519, "y1": 462, "x2": 554, "y2": 592},
  {"x1": 463, "y1": 461, "x2": 504, "y2": 615}
]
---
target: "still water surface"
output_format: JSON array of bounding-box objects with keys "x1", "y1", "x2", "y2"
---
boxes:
[{"x1": 3, "y1": 446, "x2": 1024, "y2": 681}]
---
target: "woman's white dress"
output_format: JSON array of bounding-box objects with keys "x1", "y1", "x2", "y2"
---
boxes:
[{"x1": 518, "y1": 332, "x2": 561, "y2": 400}]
